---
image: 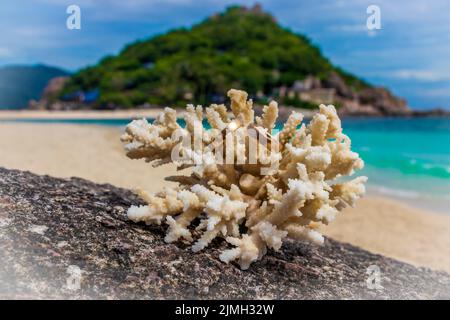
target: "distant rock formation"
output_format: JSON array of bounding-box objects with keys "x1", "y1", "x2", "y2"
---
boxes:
[
  {"x1": 1, "y1": 168, "x2": 449, "y2": 299},
  {"x1": 276, "y1": 71, "x2": 410, "y2": 116},
  {"x1": 0, "y1": 64, "x2": 69, "y2": 110},
  {"x1": 29, "y1": 76, "x2": 70, "y2": 110}
]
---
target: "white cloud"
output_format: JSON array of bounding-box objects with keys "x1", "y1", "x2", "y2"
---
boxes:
[
  {"x1": 327, "y1": 24, "x2": 381, "y2": 38},
  {"x1": 0, "y1": 47, "x2": 12, "y2": 57},
  {"x1": 417, "y1": 88, "x2": 450, "y2": 98},
  {"x1": 390, "y1": 70, "x2": 447, "y2": 82},
  {"x1": 31, "y1": 0, "x2": 97, "y2": 7},
  {"x1": 328, "y1": 24, "x2": 367, "y2": 33},
  {"x1": 32, "y1": 0, "x2": 197, "y2": 12}
]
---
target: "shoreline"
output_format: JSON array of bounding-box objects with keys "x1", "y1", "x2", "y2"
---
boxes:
[
  {"x1": 0, "y1": 122, "x2": 449, "y2": 273},
  {"x1": 0, "y1": 108, "x2": 167, "y2": 120},
  {"x1": 0, "y1": 108, "x2": 316, "y2": 121},
  {"x1": 1, "y1": 108, "x2": 449, "y2": 121},
  {"x1": 367, "y1": 185, "x2": 450, "y2": 215}
]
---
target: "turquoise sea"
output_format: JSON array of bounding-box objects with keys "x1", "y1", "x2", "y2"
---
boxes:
[
  {"x1": 342, "y1": 118, "x2": 450, "y2": 213},
  {"x1": 4, "y1": 117, "x2": 450, "y2": 213}
]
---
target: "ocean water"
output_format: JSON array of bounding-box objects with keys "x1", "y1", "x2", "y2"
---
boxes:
[
  {"x1": 341, "y1": 117, "x2": 450, "y2": 213},
  {"x1": 4, "y1": 116, "x2": 450, "y2": 213}
]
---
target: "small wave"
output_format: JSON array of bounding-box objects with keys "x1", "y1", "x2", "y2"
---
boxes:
[
  {"x1": 368, "y1": 184, "x2": 450, "y2": 214},
  {"x1": 418, "y1": 163, "x2": 450, "y2": 178},
  {"x1": 369, "y1": 183, "x2": 450, "y2": 200},
  {"x1": 359, "y1": 146, "x2": 371, "y2": 152},
  {"x1": 364, "y1": 156, "x2": 450, "y2": 179},
  {"x1": 371, "y1": 186, "x2": 421, "y2": 199}
]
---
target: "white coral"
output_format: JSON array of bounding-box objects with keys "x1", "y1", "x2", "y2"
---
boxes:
[{"x1": 122, "y1": 89, "x2": 367, "y2": 269}]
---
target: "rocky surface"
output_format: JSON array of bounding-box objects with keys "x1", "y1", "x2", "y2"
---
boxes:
[{"x1": 0, "y1": 167, "x2": 449, "y2": 299}]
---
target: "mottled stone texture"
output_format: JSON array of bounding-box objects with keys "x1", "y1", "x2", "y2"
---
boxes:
[{"x1": 0, "y1": 167, "x2": 449, "y2": 299}]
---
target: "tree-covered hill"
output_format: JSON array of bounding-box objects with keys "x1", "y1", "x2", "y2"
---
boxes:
[{"x1": 60, "y1": 5, "x2": 383, "y2": 109}]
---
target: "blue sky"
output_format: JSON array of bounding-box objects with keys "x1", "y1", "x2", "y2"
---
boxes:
[{"x1": 1, "y1": 0, "x2": 450, "y2": 109}]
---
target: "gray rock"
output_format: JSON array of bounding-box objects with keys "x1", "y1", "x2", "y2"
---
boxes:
[{"x1": 0, "y1": 167, "x2": 449, "y2": 299}]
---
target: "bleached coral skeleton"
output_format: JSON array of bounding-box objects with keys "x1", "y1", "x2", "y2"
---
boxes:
[{"x1": 121, "y1": 89, "x2": 367, "y2": 269}]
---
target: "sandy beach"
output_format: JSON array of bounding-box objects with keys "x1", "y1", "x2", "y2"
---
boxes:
[
  {"x1": 0, "y1": 108, "x2": 166, "y2": 120},
  {"x1": 1, "y1": 122, "x2": 449, "y2": 273}
]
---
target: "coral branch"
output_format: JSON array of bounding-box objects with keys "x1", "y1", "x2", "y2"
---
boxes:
[{"x1": 122, "y1": 89, "x2": 367, "y2": 269}]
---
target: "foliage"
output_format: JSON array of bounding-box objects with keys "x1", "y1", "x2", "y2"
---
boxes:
[{"x1": 62, "y1": 6, "x2": 370, "y2": 108}]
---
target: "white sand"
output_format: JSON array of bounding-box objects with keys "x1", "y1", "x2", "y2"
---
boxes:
[
  {"x1": 0, "y1": 122, "x2": 178, "y2": 193},
  {"x1": 321, "y1": 196, "x2": 450, "y2": 273},
  {"x1": 1, "y1": 122, "x2": 449, "y2": 273},
  {"x1": 0, "y1": 109, "x2": 166, "y2": 120}
]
